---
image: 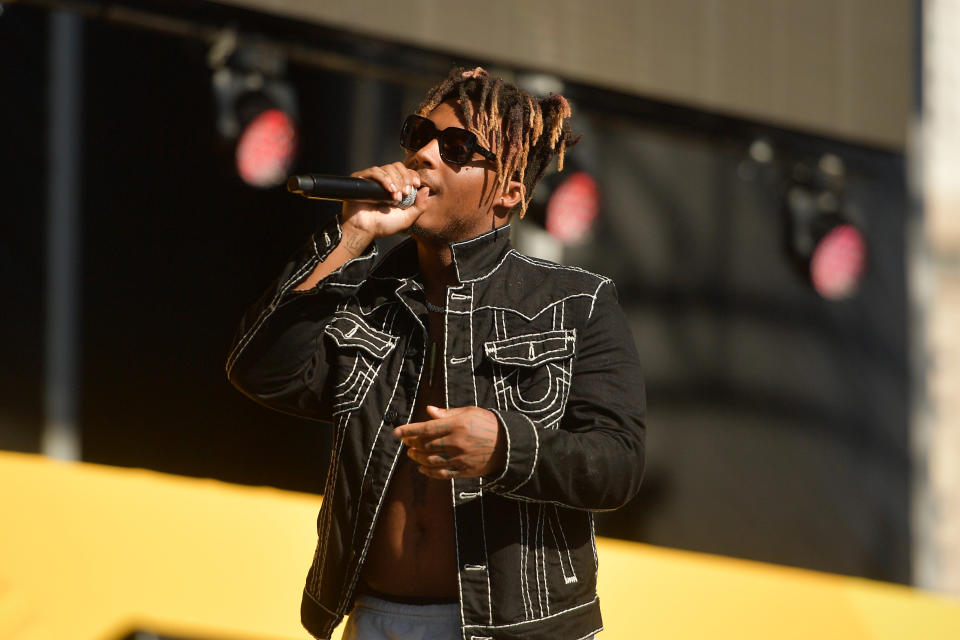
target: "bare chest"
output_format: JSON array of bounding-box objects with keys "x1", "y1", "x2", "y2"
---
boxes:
[{"x1": 360, "y1": 311, "x2": 458, "y2": 597}]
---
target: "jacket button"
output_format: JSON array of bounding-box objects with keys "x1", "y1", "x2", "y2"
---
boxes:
[{"x1": 384, "y1": 409, "x2": 399, "y2": 425}]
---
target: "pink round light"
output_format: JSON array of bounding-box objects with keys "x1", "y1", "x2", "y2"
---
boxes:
[
  {"x1": 809, "y1": 224, "x2": 867, "y2": 300},
  {"x1": 545, "y1": 172, "x2": 600, "y2": 245},
  {"x1": 235, "y1": 108, "x2": 297, "y2": 188}
]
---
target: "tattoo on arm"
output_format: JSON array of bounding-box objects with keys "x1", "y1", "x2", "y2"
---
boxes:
[{"x1": 343, "y1": 231, "x2": 366, "y2": 257}]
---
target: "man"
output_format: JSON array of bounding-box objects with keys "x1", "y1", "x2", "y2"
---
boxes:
[{"x1": 227, "y1": 67, "x2": 646, "y2": 640}]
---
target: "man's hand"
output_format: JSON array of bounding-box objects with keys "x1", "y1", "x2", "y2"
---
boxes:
[
  {"x1": 340, "y1": 162, "x2": 424, "y2": 246},
  {"x1": 394, "y1": 405, "x2": 506, "y2": 480}
]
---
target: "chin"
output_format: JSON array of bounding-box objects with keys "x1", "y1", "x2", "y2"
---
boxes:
[
  {"x1": 408, "y1": 222, "x2": 448, "y2": 244},
  {"x1": 409, "y1": 214, "x2": 471, "y2": 245}
]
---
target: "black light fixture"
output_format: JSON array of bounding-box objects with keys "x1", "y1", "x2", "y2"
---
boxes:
[
  {"x1": 781, "y1": 154, "x2": 868, "y2": 301},
  {"x1": 209, "y1": 33, "x2": 299, "y2": 188}
]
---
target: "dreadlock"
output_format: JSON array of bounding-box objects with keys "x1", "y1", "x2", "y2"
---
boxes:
[{"x1": 415, "y1": 66, "x2": 581, "y2": 218}]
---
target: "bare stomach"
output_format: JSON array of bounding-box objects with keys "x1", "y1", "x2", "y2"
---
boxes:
[
  {"x1": 360, "y1": 452, "x2": 458, "y2": 598},
  {"x1": 362, "y1": 312, "x2": 456, "y2": 598}
]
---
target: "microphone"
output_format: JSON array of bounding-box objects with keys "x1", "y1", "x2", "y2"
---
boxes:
[{"x1": 286, "y1": 174, "x2": 417, "y2": 209}]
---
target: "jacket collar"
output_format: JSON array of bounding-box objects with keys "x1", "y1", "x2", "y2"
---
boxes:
[
  {"x1": 449, "y1": 224, "x2": 512, "y2": 283},
  {"x1": 371, "y1": 224, "x2": 512, "y2": 284}
]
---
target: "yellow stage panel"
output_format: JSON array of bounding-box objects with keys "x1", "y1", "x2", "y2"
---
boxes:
[{"x1": 1, "y1": 451, "x2": 958, "y2": 639}]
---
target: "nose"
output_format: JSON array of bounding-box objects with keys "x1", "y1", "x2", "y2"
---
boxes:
[{"x1": 406, "y1": 137, "x2": 440, "y2": 170}]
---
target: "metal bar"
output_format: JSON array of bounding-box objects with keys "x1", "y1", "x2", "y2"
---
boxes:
[{"x1": 42, "y1": 8, "x2": 84, "y2": 461}]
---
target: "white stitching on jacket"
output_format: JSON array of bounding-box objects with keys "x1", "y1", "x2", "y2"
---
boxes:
[
  {"x1": 484, "y1": 311, "x2": 508, "y2": 490},
  {"x1": 324, "y1": 311, "x2": 399, "y2": 355},
  {"x1": 459, "y1": 250, "x2": 514, "y2": 283},
  {"x1": 312, "y1": 411, "x2": 350, "y2": 592},
  {"x1": 536, "y1": 503, "x2": 546, "y2": 616},
  {"x1": 325, "y1": 310, "x2": 399, "y2": 415},
  {"x1": 453, "y1": 479, "x2": 466, "y2": 628},
  {"x1": 225, "y1": 258, "x2": 314, "y2": 376},
  {"x1": 334, "y1": 355, "x2": 359, "y2": 389},
  {"x1": 448, "y1": 225, "x2": 511, "y2": 283},
  {"x1": 302, "y1": 587, "x2": 339, "y2": 615},
  {"x1": 284, "y1": 232, "x2": 618, "y2": 631},
  {"x1": 512, "y1": 250, "x2": 610, "y2": 280},
  {"x1": 310, "y1": 300, "x2": 351, "y2": 590},
  {"x1": 468, "y1": 282, "x2": 478, "y2": 407},
  {"x1": 469, "y1": 284, "x2": 492, "y2": 623},
  {"x1": 335, "y1": 310, "x2": 429, "y2": 614},
  {"x1": 483, "y1": 326, "x2": 576, "y2": 430},
  {"x1": 461, "y1": 596, "x2": 600, "y2": 630},
  {"x1": 478, "y1": 488, "x2": 493, "y2": 625},
  {"x1": 447, "y1": 293, "x2": 594, "y2": 320},
  {"x1": 225, "y1": 239, "x2": 382, "y2": 376},
  {"x1": 589, "y1": 512, "x2": 598, "y2": 571},
  {"x1": 588, "y1": 279, "x2": 608, "y2": 320},
  {"x1": 519, "y1": 502, "x2": 531, "y2": 619},
  {"x1": 485, "y1": 409, "x2": 511, "y2": 488},
  {"x1": 493, "y1": 364, "x2": 566, "y2": 427},
  {"x1": 348, "y1": 308, "x2": 402, "y2": 548},
  {"x1": 505, "y1": 413, "x2": 539, "y2": 494},
  {"x1": 330, "y1": 356, "x2": 378, "y2": 414},
  {"x1": 311, "y1": 299, "x2": 356, "y2": 590},
  {"x1": 483, "y1": 330, "x2": 576, "y2": 368},
  {"x1": 547, "y1": 505, "x2": 578, "y2": 584},
  {"x1": 555, "y1": 505, "x2": 578, "y2": 583}
]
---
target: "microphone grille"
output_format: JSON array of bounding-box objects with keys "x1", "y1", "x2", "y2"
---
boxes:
[{"x1": 398, "y1": 191, "x2": 417, "y2": 209}]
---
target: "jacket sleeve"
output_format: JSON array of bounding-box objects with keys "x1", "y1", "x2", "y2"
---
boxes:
[
  {"x1": 225, "y1": 216, "x2": 378, "y2": 423},
  {"x1": 484, "y1": 280, "x2": 646, "y2": 511}
]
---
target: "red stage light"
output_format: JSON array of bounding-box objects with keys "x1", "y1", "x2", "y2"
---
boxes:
[
  {"x1": 235, "y1": 108, "x2": 298, "y2": 188},
  {"x1": 545, "y1": 171, "x2": 600, "y2": 245},
  {"x1": 809, "y1": 223, "x2": 867, "y2": 300}
]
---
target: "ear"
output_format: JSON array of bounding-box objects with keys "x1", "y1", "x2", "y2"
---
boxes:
[{"x1": 495, "y1": 179, "x2": 524, "y2": 213}]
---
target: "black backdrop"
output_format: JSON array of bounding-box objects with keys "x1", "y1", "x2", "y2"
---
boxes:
[{"x1": 0, "y1": 4, "x2": 910, "y2": 584}]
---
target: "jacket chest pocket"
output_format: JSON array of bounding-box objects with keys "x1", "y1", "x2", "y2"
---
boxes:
[
  {"x1": 484, "y1": 328, "x2": 576, "y2": 429},
  {"x1": 323, "y1": 312, "x2": 398, "y2": 415}
]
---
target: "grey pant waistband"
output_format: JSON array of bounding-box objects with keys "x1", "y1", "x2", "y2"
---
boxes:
[{"x1": 352, "y1": 593, "x2": 461, "y2": 619}]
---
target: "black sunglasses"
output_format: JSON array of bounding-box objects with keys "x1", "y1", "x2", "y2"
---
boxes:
[{"x1": 400, "y1": 114, "x2": 497, "y2": 166}]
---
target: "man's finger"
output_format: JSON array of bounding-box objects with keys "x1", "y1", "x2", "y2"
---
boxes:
[
  {"x1": 402, "y1": 432, "x2": 454, "y2": 451},
  {"x1": 425, "y1": 405, "x2": 449, "y2": 419},
  {"x1": 393, "y1": 419, "x2": 452, "y2": 440},
  {"x1": 423, "y1": 436, "x2": 455, "y2": 459},
  {"x1": 417, "y1": 464, "x2": 465, "y2": 480},
  {"x1": 406, "y1": 449, "x2": 453, "y2": 467}
]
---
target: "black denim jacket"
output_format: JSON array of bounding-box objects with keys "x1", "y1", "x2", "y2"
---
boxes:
[{"x1": 226, "y1": 218, "x2": 646, "y2": 640}]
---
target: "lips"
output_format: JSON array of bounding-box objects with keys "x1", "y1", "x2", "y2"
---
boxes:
[
  {"x1": 417, "y1": 175, "x2": 438, "y2": 196},
  {"x1": 414, "y1": 185, "x2": 431, "y2": 206}
]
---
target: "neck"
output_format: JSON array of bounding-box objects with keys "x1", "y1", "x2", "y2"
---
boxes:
[{"x1": 416, "y1": 239, "x2": 458, "y2": 306}]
